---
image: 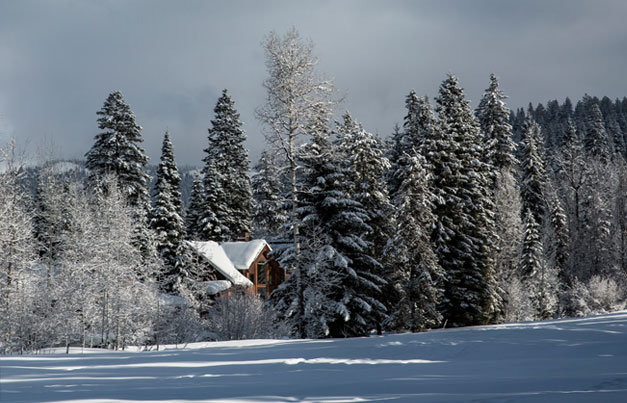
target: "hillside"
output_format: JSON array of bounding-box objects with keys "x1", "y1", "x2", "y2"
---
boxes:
[{"x1": 2, "y1": 311, "x2": 626, "y2": 403}]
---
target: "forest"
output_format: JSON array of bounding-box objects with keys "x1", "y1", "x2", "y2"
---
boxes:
[{"x1": 1, "y1": 28, "x2": 626, "y2": 353}]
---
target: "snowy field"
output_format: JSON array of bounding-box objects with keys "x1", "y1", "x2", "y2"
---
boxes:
[{"x1": 2, "y1": 312, "x2": 627, "y2": 403}]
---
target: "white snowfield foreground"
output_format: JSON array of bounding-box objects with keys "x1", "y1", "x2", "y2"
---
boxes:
[{"x1": 2, "y1": 312, "x2": 627, "y2": 403}]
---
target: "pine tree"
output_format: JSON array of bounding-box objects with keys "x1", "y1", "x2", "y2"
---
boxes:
[
  {"x1": 476, "y1": 73, "x2": 520, "y2": 322},
  {"x1": 547, "y1": 194, "x2": 569, "y2": 288},
  {"x1": 519, "y1": 116, "x2": 548, "y2": 226},
  {"x1": 386, "y1": 153, "x2": 444, "y2": 331},
  {"x1": 337, "y1": 113, "x2": 394, "y2": 259},
  {"x1": 271, "y1": 118, "x2": 386, "y2": 338},
  {"x1": 150, "y1": 131, "x2": 185, "y2": 293},
  {"x1": 427, "y1": 74, "x2": 499, "y2": 327},
  {"x1": 519, "y1": 209, "x2": 553, "y2": 319},
  {"x1": 85, "y1": 91, "x2": 150, "y2": 209},
  {"x1": 336, "y1": 113, "x2": 392, "y2": 333},
  {"x1": 206, "y1": 89, "x2": 253, "y2": 239},
  {"x1": 389, "y1": 93, "x2": 437, "y2": 199},
  {"x1": 199, "y1": 157, "x2": 229, "y2": 241},
  {"x1": 252, "y1": 150, "x2": 289, "y2": 239},
  {"x1": 584, "y1": 103, "x2": 611, "y2": 164},
  {"x1": 476, "y1": 73, "x2": 517, "y2": 172},
  {"x1": 184, "y1": 175, "x2": 204, "y2": 241}
]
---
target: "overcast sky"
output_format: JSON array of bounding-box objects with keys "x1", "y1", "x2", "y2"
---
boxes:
[{"x1": 1, "y1": 0, "x2": 626, "y2": 166}]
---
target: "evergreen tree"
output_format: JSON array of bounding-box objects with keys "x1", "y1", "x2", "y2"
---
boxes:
[
  {"x1": 199, "y1": 158, "x2": 229, "y2": 241},
  {"x1": 150, "y1": 131, "x2": 185, "y2": 293},
  {"x1": 476, "y1": 73, "x2": 520, "y2": 322},
  {"x1": 519, "y1": 116, "x2": 548, "y2": 226},
  {"x1": 336, "y1": 113, "x2": 392, "y2": 333},
  {"x1": 547, "y1": 193, "x2": 569, "y2": 289},
  {"x1": 385, "y1": 153, "x2": 444, "y2": 332},
  {"x1": 518, "y1": 209, "x2": 553, "y2": 320},
  {"x1": 389, "y1": 93, "x2": 437, "y2": 199},
  {"x1": 476, "y1": 73, "x2": 517, "y2": 172},
  {"x1": 85, "y1": 91, "x2": 150, "y2": 209},
  {"x1": 271, "y1": 118, "x2": 386, "y2": 338},
  {"x1": 584, "y1": 103, "x2": 611, "y2": 164},
  {"x1": 426, "y1": 74, "x2": 499, "y2": 327},
  {"x1": 206, "y1": 89, "x2": 253, "y2": 239},
  {"x1": 184, "y1": 175, "x2": 204, "y2": 241},
  {"x1": 251, "y1": 150, "x2": 289, "y2": 239},
  {"x1": 337, "y1": 113, "x2": 394, "y2": 259}
]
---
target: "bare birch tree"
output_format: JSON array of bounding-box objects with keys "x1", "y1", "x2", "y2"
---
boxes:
[{"x1": 256, "y1": 28, "x2": 338, "y2": 337}]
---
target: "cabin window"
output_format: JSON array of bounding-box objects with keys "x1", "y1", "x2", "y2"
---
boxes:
[{"x1": 257, "y1": 262, "x2": 267, "y2": 285}]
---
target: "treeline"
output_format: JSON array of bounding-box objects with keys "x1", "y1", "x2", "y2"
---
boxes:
[{"x1": 1, "y1": 28, "x2": 626, "y2": 351}]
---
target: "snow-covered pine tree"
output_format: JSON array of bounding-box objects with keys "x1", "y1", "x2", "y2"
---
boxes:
[
  {"x1": 547, "y1": 193, "x2": 569, "y2": 294},
  {"x1": 336, "y1": 112, "x2": 392, "y2": 333},
  {"x1": 184, "y1": 174, "x2": 204, "y2": 240},
  {"x1": 310, "y1": 124, "x2": 385, "y2": 337},
  {"x1": 206, "y1": 89, "x2": 253, "y2": 239},
  {"x1": 476, "y1": 73, "x2": 518, "y2": 173},
  {"x1": 519, "y1": 208, "x2": 554, "y2": 320},
  {"x1": 385, "y1": 153, "x2": 444, "y2": 332},
  {"x1": 389, "y1": 93, "x2": 437, "y2": 200},
  {"x1": 475, "y1": 73, "x2": 521, "y2": 322},
  {"x1": 251, "y1": 150, "x2": 289, "y2": 239},
  {"x1": 336, "y1": 113, "x2": 394, "y2": 259},
  {"x1": 519, "y1": 116, "x2": 548, "y2": 226},
  {"x1": 150, "y1": 131, "x2": 186, "y2": 293},
  {"x1": 429, "y1": 73, "x2": 499, "y2": 327},
  {"x1": 199, "y1": 157, "x2": 229, "y2": 242},
  {"x1": 584, "y1": 103, "x2": 611, "y2": 164},
  {"x1": 85, "y1": 91, "x2": 150, "y2": 209}
]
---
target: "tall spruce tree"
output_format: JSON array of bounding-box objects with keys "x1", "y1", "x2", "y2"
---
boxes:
[
  {"x1": 386, "y1": 153, "x2": 444, "y2": 332},
  {"x1": 205, "y1": 89, "x2": 253, "y2": 239},
  {"x1": 427, "y1": 74, "x2": 499, "y2": 327},
  {"x1": 519, "y1": 116, "x2": 548, "y2": 226},
  {"x1": 184, "y1": 175, "x2": 204, "y2": 241},
  {"x1": 336, "y1": 112, "x2": 392, "y2": 333},
  {"x1": 519, "y1": 209, "x2": 553, "y2": 320},
  {"x1": 251, "y1": 150, "x2": 289, "y2": 239},
  {"x1": 476, "y1": 73, "x2": 521, "y2": 321},
  {"x1": 85, "y1": 91, "x2": 150, "y2": 209},
  {"x1": 584, "y1": 103, "x2": 611, "y2": 164},
  {"x1": 199, "y1": 158, "x2": 229, "y2": 241},
  {"x1": 150, "y1": 131, "x2": 185, "y2": 292},
  {"x1": 389, "y1": 93, "x2": 437, "y2": 199},
  {"x1": 476, "y1": 74, "x2": 517, "y2": 172}
]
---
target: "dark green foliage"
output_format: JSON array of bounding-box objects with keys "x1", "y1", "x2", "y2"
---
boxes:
[
  {"x1": 426, "y1": 74, "x2": 499, "y2": 327},
  {"x1": 85, "y1": 91, "x2": 150, "y2": 209},
  {"x1": 202, "y1": 89, "x2": 253, "y2": 240},
  {"x1": 150, "y1": 131, "x2": 185, "y2": 292}
]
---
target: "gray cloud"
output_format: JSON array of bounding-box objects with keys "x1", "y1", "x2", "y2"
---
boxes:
[{"x1": 1, "y1": 0, "x2": 626, "y2": 165}]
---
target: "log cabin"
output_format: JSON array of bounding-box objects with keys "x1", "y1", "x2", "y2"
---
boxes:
[{"x1": 186, "y1": 239, "x2": 284, "y2": 299}]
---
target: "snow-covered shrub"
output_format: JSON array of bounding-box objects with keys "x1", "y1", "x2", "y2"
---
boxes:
[
  {"x1": 587, "y1": 275, "x2": 624, "y2": 312},
  {"x1": 208, "y1": 291, "x2": 287, "y2": 341},
  {"x1": 561, "y1": 275, "x2": 625, "y2": 317},
  {"x1": 502, "y1": 277, "x2": 536, "y2": 322}
]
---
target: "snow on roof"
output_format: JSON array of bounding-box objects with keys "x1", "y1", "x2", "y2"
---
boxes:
[
  {"x1": 186, "y1": 241, "x2": 253, "y2": 288},
  {"x1": 202, "y1": 280, "x2": 233, "y2": 296},
  {"x1": 220, "y1": 240, "x2": 270, "y2": 271}
]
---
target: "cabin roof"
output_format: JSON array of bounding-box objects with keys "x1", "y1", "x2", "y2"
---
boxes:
[
  {"x1": 220, "y1": 240, "x2": 271, "y2": 271},
  {"x1": 186, "y1": 240, "x2": 253, "y2": 288}
]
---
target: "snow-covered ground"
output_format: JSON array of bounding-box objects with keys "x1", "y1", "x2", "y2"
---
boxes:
[{"x1": 2, "y1": 311, "x2": 627, "y2": 403}]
